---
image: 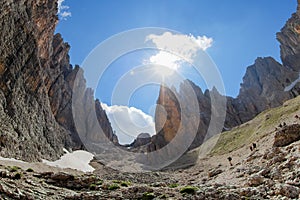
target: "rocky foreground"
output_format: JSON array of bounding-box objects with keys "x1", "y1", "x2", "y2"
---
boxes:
[{"x1": 0, "y1": 135, "x2": 299, "y2": 199}]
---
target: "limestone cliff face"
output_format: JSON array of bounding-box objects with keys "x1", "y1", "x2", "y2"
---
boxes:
[
  {"x1": 146, "y1": 81, "x2": 212, "y2": 152},
  {"x1": 142, "y1": 2, "x2": 300, "y2": 153},
  {"x1": 155, "y1": 85, "x2": 181, "y2": 143},
  {"x1": 277, "y1": 0, "x2": 300, "y2": 71},
  {"x1": 0, "y1": 0, "x2": 116, "y2": 161}
]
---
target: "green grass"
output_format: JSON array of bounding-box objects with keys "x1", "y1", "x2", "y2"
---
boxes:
[
  {"x1": 210, "y1": 96, "x2": 300, "y2": 156},
  {"x1": 180, "y1": 186, "x2": 198, "y2": 194},
  {"x1": 8, "y1": 166, "x2": 21, "y2": 172},
  {"x1": 120, "y1": 181, "x2": 131, "y2": 187},
  {"x1": 108, "y1": 183, "x2": 120, "y2": 190},
  {"x1": 89, "y1": 184, "x2": 97, "y2": 190},
  {"x1": 168, "y1": 183, "x2": 179, "y2": 188},
  {"x1": 112, "y1": 180, "x2": 121, "y2": 184},
  {"x1": 96, "y1": 180, "x2": 103, "y2": 185},
  {"x1": 142, "y1": 192, "x2": 155, "y2": 200}
]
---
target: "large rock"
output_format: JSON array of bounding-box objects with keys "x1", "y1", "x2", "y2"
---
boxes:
[
  {"x1": 247, "y1": 174, "x2": 265, "y2": 187},
  {"x1": 273, "y1": 124, "x2": 300, "y2": 147},
  {"x1": 275, "y1": 184, "x2": 300, "y2": 199}
]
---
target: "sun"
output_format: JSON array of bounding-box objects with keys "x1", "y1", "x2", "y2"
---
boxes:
[{"x1": 147, "y1": 51, "x2": 182, "y2": 77}]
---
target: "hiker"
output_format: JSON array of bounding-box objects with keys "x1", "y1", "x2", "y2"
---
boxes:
[
  {"x1": 227, "y1": 157, "x2": 233, "y2": 166},
  {"x1": 252, "y1": 143, "x2": 257, "y2": 149}
]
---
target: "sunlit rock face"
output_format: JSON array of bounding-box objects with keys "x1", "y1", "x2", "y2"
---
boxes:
[
  {"x1": 0, "y1": 0, "x2": 116, "y2": 161},
  {"x1": 155, "y1": 85, "x2": 181, "y2": 143},
  {"x1": 150, "y1": 81, "x2": 215, "y2": 153}
]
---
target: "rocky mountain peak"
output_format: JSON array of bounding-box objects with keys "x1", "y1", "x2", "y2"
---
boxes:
[{"x1": 155, "y1": 85, "x2": 181, "y2": 143}]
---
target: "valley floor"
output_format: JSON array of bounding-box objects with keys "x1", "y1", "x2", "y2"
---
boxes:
[
  {"x1": 1, "y1": 97, "x2": 300, "y2": 199},
  {"x1": 1, "y1": 140, "x2": 299, "y2": 199}
]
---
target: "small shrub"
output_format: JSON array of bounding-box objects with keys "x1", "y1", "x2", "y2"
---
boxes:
[
  {"x1": 89, "y1": 184, "x2": 97, "y2": 190},
  {"x1": 168, "y1": 183, "x2": 179, "y2": 188},
  {"x1": 112, "y1": 180, "x2": 121, "y2": 184},
  {"x1": 90, "y1": 175, "x2": 97, "y2": 179},
  {"x1": 26, "y1": 168, "x2": 34, "y2": 172},
  {"x1": 108, "y1": 183, "x2": 120, "y2": 190},
  {"x1": 96, "y1": 180, "x2": 103, "y2": 185},
  {"x1": 159, "y1": 194, "x2": 167, "y2": 199},
  {"x1": 8, "y1": 166, "x2": 20, "y2": 172},
  {"x1": 120, "y1": 181, "x2": 131, "y2": 187},
  {"x1": 180, "y1": 186, "x2": 198, "y2": 194},
  {"x1": 151, "y1": 182, "x2": 161, "y2": 187},
  {"x1": 142, "y1": 192, "x2": 155, "y2": 200},
  {"x1": 13, "y1": 172, "x2": 22, "y2": 180}
]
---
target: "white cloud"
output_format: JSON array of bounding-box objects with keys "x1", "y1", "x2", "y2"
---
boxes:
[
  {"x1": 145, "y1": 32, "x2": 213, "y2": 71},
  {"x1": 194, "y1": 35, "x2": 213, "y2": 51},
  {"x1": 101, "y1": 103, "x2": 156, "y2": 145},
  {"x1": 57, "y1": 0, "x2": 71, "y2": 20}
]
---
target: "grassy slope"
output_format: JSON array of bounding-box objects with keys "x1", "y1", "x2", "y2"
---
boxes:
[{"x1": 209, "y1": 95, "x2": 300, "y2": 156}]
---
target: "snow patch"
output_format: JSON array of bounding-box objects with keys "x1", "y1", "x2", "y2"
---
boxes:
[
  {"x1": 42, "y1": 150, "x2": 95, "y2": 173},
  {"x1": 0, "y1": 156, "x2": 27, "y2": 163},
  {"x1": 284, "y1": 72, "x2": 300, "y2": 92},
  {"x1": 0, "y1": 150, "x2": 95, "y2": 173}
]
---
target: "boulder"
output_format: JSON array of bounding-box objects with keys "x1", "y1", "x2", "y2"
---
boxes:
[{"x1": 273, "y1": 124, "x2": 300, "y2": 147}]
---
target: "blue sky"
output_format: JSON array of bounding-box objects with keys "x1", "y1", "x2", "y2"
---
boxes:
[
  {"x1": 57, "y1": 0, "x2": 296, "y2": 96},
  {"x1": 56, "y1": 0, "x2": 297, "y2": 144}
]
